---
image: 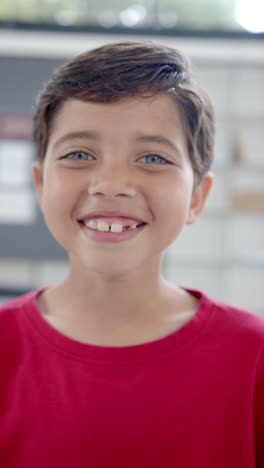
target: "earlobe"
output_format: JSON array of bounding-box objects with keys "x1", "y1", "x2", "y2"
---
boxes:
[
  {"x1": 32, "y1": 162, "x2": 43, "y2": 209},
  {"x1": 186, "y1": 172, "x2": 214, "y2": 225}
]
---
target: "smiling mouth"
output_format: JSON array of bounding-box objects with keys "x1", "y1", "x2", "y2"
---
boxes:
[{"x1": 79, "y1": 220, "x2": 146, "y2": 232}]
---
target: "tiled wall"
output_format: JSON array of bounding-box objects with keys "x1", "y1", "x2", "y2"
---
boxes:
[{"x1": 165, "y1": 62, "x2": 264, "y2": 315}]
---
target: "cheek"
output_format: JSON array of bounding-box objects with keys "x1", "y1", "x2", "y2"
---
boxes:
[
  {"x1": 43, "y1": 168, "x2": 76, "y2": 207},
  {"x1": 153, "y1": 181, "x2": 193, "y2": 246},
  {"x1": 156, "y1": 181, "x2": 192, "y2": 219},
  {"x1": 41, "y1": 179, "x2": 75, "y2": 231}
]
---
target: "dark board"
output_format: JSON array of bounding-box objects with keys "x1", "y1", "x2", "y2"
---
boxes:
[{"x1": 0, "y1": 55, "x2": 68, "y2": 260}]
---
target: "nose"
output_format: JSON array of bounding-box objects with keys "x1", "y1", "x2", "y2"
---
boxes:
[{"x1": 87, "y1": 165, "x2": 137, "y2": 199}]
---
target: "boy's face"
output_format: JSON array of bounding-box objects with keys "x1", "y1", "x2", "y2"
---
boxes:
[{"x1": 32, "y1": 94, "x2": 212, "y2": 278}]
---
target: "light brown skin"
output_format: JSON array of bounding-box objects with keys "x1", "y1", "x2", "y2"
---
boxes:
[{"x1": 32, "y1": 94, "x2": 213, "y2": 346}]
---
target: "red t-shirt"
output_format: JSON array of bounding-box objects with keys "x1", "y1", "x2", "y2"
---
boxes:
[{"x1": 0, "y1": 288, "x2": 264, "y2": 467}]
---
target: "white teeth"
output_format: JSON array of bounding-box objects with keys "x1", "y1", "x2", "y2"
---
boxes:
[
  {"x1": 110, "y1": 223, "x2": 123, "y2": 233},
  {"x1": 87, "y1": 220, "x2": 97, "y2": 229},
  {"x1": 97, "y1": 221, "x2": 109, "y2": 232},
  {"x1": 84, "y1": 219, "x2": 140, "y2": 232}
]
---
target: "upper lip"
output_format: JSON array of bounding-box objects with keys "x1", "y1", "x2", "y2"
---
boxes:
[{"x1": 78, "y1": 211, "x2": 147, "y2": 224}]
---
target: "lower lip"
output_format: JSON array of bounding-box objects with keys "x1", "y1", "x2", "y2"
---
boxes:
[{"x1": 79, "y1": 222, "x2": 146, "y2": 244}]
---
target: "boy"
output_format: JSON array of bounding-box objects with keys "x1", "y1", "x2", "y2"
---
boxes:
[{"x1": 0, "y1": 41, "x2": 263, "y2": 467}]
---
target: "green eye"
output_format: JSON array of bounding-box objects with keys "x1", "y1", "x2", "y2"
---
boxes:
[
  {"x1": 140, "y1": 153, "x2": 171, "y2": 164},
  {"x1": 65, "y1": 152, "x2": 92, "y2": 160}
]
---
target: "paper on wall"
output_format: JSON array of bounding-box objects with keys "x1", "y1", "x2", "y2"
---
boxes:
[
  {"x1": 0, "y1": 190, "x2": 36, "y2": 224},
  {"x1": 0, "y1": 140, "x2": 33, "y2": 186}
]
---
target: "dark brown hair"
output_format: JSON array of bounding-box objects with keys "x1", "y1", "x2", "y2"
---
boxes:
[{"x1": 33, "y1": 41, "x2": 215, "y2": 183}]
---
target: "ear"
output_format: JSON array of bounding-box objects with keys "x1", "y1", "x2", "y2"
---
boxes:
[
  {"x1": 32, "y1": 162, "x2": 44, "y2": 211},
  {"x1": 186, "y1": 172, "x2": 214, "y2": 225}
]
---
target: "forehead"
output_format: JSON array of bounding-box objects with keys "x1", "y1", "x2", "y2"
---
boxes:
[
  {"x1": 52, "y1": 94, "x2": 184, "y2": 128},
  {"x1": 47, "y1": 94, "x2": 187, "y2": 149}
]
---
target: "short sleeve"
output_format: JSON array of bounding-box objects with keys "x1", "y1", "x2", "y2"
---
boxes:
[{"x1": 254, "y1": 352, "x2": 264, "y2": 467}]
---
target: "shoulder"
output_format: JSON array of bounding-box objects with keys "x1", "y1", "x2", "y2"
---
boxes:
[
  {"x1": 0, "y1": 289, "x2": 43, "y2": 324},
  {"x1": 205, "y1": 292, "x2": 264, "y2": 356},
  {"x1": 189, "y1": 287, "x2": 264, "y2": 329},
  {"x1": 0, "y1": 289, "x2": 45, "y2": 353},
  {"x1": 0, "y1": 290, "x2": 38, "y2": 310},
  {"x1": 212, "y1": 296, "x2": 264, "y2": 337},
  {"x1": 188, "y1": 288, "x2": 264, "y2": 352}
]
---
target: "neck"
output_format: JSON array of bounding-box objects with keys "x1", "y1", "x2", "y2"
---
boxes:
[
  {"x1": 56, "y1": 269, "x2": 177, "y2": 323},
  {"x1": 37, "y1": 259, "x2": 198, "y2": 346}
]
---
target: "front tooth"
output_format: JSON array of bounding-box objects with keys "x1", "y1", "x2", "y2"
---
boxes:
[
  {"x1": 110, "y1": 223, "x2": 123, "y2": 233},
  {"x1": 97, "y1": 221, "x2": 109, "y2": 232},
  {"x1": 86, "y1": 220, "x2": 97, "y2": 229}
]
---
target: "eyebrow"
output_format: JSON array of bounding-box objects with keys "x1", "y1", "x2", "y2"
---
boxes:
[
  {"x1": 53, "y1": 131, "x2": 100, "y2": 150},
  {"x1": 53, "y1": 130, "x2": 182, "y2": 155},
  {"x1": 134, "y1": 134, "x2": 181, "y2": 155}
]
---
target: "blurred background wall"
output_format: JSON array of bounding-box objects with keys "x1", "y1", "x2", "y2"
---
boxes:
[{"x1": 0, "y1": 0, "x2": 263, "y2": 314}]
